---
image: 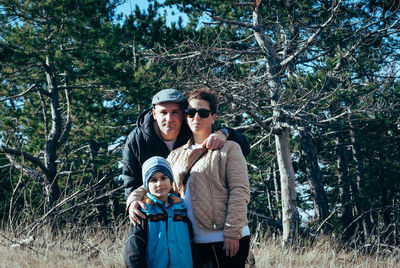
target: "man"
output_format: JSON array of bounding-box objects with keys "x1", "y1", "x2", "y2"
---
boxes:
[{"x1": 122, "y1": 88, "x2": 250, "y2": 223}]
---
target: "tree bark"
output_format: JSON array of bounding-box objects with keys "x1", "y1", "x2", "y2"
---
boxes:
[
  {"x1": 348, "y1": 120, "x2": 373, "y2": 240},
  {"x1": 275, "y1": 128, "x2": 299, "y2": 245},
  {"x1": 263, "y1": 169, "x2": 274, "y2": 218},
  {"x1": 299, "y1": 129, "x2": 330, "y2": 231},
  {"x1": 272, "y1": 161, "x2": 281, "y2": 220},
  {"x1": 43, "y1": 55, "x2": 61, "y2": 212},
  {"x1": 334, "y1": 127, "x2": 354, "y2": 240}
]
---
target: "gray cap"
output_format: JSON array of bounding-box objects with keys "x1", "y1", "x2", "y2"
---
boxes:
[{"x1": 151, "y1": 89, "x2": 187, "y2": 105}]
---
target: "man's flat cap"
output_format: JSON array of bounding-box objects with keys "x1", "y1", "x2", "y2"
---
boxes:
[{"x1": 152, "y1": 89, "x2": 187, "y2": 105}]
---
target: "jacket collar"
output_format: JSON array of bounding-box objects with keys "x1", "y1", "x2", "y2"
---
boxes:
[
  {"x1": 181, "y1": 138, "x2": 208, "y2": 167},
  {"x1": 145, "y1": 192, "x2": 182, "y2": 207},
  {"x1": 138, "y1": 109, "x2": 192, "y2": 150}
]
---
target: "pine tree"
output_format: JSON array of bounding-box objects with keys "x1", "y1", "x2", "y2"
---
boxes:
[{"x1": 0, "y1": 0, "x2": 123, "y2": 222}]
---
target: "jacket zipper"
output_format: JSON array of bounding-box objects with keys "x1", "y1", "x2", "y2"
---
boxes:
[
  {"x1": 158, "y1": 203, "x2": 170, "y2": 266},
  {"x1": 208, "y1": 153, "x2": 217, "y2": 230}
]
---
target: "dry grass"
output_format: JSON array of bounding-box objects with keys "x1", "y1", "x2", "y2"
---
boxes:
[
  {"x1": 1, "y1": 225, "x2": 399, "y2": 268},
  {"x1": 251, "y1": 231, "x2": 400, "y2": 268},
  {"x1": 0, "y1": 224, "x2": 127, "y2": 268}
]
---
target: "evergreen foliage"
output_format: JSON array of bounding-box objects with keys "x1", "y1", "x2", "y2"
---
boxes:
[{"x1": 1, "y1": 0, "x2": 399, "y2": 247}]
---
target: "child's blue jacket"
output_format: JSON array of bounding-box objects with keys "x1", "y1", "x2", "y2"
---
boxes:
[{"x1": 124, "y1": 193, "x2": 193, "y2": 268}]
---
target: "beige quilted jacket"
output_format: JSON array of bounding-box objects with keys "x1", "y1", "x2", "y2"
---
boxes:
[
  {"x1": 127, "y1": 140, "x2": 250, "y2": 240},
  {"x1": 168, "y1": 140, "x2": 250, "y2": 240}
]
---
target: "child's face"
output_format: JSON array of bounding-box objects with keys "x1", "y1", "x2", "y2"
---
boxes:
[{"x1": 148, "y1": 172, "x2": 171, "y2": 202}]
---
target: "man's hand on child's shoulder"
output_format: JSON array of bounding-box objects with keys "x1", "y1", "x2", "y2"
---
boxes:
[{"x1": 128, "y1": 201, "x2": 147, "y2": 226}]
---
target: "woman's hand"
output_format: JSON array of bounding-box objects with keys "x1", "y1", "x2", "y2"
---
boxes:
[{"x1": 223, "y1": 238, "x2": 239, "y2": 257}]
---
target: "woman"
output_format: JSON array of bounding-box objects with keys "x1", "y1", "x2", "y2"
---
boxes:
[{"x1": 167, "y1": 89, "x2": 250, "y2": 268}]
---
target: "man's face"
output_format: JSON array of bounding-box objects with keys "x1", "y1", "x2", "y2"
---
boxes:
[{"x1": 152, "y1": 102, "x2": 184, "y2": 141}]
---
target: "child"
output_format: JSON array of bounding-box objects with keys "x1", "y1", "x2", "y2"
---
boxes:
[{"x1": 124, "y1": 156, "x2": 193, "y2": 268}]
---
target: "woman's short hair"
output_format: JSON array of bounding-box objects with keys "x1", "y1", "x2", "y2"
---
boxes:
[{"x1": 188, "y1": 88, "x2": 218, "y2": 114}]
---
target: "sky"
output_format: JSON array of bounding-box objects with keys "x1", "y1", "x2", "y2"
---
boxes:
[
  {"x1": 115, "y1": 0, "x2": 188, "y2": 26},
  {"x1": 116, "y1": 0, "x2": 150, "y2": 14}
]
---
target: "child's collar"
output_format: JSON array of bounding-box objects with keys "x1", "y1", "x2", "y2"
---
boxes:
[{"x1": 145, "y1": 192, "x2": 181, "y2": 207}]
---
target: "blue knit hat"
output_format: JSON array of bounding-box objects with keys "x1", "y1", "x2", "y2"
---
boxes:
[{"x1": 142, "y1": 156, "x2": 174, "y2": 189}]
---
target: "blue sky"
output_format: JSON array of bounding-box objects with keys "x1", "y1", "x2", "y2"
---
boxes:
[
  {"x1": 115, "y1": 0, "x2": 188, "y2": 26},
  {"x1": 116, "y1": 0, "x2": 150, "y2": 14}
]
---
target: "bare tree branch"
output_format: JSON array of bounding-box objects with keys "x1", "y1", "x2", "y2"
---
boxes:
[
  {"x1": 280, "y1": 0, "x2": 343, "y2": 67},
  {"x1": 23, "y1": 171, "x2": 122, "y2": 236},
  {"x1": 2, "y1": 148, "x2": 50, "y2": 178},
  {"x1": 208, "y1": 13, "x2": 256, "y2": 30},
  {"x1": 0, "y1": 84, "x2": 36, "y2": 103}
]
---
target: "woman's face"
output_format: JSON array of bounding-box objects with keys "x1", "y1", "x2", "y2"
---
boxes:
[{"x1": 187, "y1": 99, "x2": 216, "y2": 136}]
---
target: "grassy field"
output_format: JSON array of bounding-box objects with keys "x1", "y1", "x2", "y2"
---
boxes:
[{"x1": 1, "y1": 224, "x2": 399, "y2": 268}]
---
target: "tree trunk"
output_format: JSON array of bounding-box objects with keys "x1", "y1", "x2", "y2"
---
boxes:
[
  {"x1": 299, "y1": 129, "x2": 330, "y2": 231},
  {"x1": 263, "y1": 169, "x2": 274, "y2": 218},
  {"x1": 252, "y1": 1, "x2": 298, "y2": 245},
  {"x1": 348, "y1": 120, "x2": 373, "y2": 240},
  {"x1": 379, "y1": 147, "x2": 396, "y2": 244},
  {"x1": 334, "y1": 128, "x2": 354, "y2": 241},
  {"x1": 275, "y1": 128, "x2": 299, "y2": 245},
  {"x1": 271, "y1": 162, "x2": 281, "y2": 220},
  {"x1": 43, "y1": 55, "x2": 61, "y2": 212},
  {"x1": 89, "y1": 139, "x2": 108, "y2": 225}
]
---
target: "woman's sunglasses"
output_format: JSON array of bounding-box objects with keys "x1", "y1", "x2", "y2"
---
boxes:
[{"x1": 185, "y1": 108, "x2": 212, "y2": 118}]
